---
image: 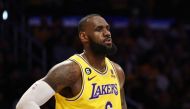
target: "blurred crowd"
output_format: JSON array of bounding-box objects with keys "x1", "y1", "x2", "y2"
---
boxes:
[
  {"x1": 116, "y1": 19, "x2": 190, "y2": 109},
  {"x1": 1, "y1": 14, "x2": 190, "y2": 109}
]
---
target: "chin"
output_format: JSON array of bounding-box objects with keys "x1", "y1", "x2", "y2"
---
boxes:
[{"x1": 104, "y1": 43, "x2": 112, "y2": 47}]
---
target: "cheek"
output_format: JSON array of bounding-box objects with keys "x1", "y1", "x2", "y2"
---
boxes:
[
  {"x1": 94, "y1": 37, "x2": 103, "y2": 44},
  {"x1": 93, "y1": 32, "x2": 103, "y2": 41}
]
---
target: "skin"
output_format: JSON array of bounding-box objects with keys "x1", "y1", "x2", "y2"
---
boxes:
[{"x1": 43, "y1": 16, "x2": 127, "y2": 109}]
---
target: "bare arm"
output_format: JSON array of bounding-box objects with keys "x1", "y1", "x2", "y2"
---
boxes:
[
  {"x1": 42, "y1": 60, "x2": 81, "y2": 92},
  {"x1": 16, "y1": 60, "x2": 80, "y2": 109},
  {"x1": 113, "y1": 62, "x2": 128, "y2": 109}
]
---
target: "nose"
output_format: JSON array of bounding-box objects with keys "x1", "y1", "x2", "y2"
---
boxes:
[{"x1": 103, "y1": 29, "x2": 111, "y2": 38}]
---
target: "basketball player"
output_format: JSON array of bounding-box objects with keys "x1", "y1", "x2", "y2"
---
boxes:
[{"x1": 16, "y1": 14, "x2": 127, "y2": 109}]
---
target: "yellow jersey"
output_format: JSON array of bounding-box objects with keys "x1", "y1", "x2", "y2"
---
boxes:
[{"x1": 54, "y1": 54, "x2": 122, "y2": 109}]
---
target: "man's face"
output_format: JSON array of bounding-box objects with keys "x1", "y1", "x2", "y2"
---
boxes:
[{"x1": 85, "y1": 16, "x2": 117, "y2": 55}]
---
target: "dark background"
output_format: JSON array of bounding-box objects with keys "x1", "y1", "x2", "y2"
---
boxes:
[{"x1": 1, "y1": 0, "x2": 190, "y2": 109}]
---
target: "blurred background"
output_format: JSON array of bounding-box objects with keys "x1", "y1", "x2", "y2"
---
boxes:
[{"x1": 1, "y1": 0, "x2": 190, "y2": 109}]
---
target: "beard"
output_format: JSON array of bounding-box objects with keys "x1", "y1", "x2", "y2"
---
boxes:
[{"x1": 89, "y1": 38, "x2": 117, "y2": 56}]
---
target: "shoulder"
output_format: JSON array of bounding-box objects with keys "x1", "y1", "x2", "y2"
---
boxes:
[
  {"x1": 110, "y1": 61, "x2": 126, "y2": 88},
  {"x1": 47, "y1": 59, "x2": 80, "y2": 77},
  {"x1": 42, "y1": 59, "x2": 81, "y2": 92}
]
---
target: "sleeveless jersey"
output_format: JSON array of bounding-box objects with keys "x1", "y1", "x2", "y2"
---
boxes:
[{"x1": 54, "y1": 54, "x2": 122, "y2": 109}]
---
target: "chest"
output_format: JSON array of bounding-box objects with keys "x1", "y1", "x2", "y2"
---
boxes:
[
  {"x1": 61, "y1": 68, "x2": 119, "y2": 99},
  {"x1": 81, "y1": 68, "x2": 120, "y2": 99}
]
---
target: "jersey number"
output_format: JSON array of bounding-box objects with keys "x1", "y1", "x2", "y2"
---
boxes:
[{"x1": 105, "y1": 101, "x2": 113, "y2": 109}]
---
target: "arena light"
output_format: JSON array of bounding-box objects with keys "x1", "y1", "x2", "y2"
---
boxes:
[{"x1": 2, "y1": 10, "x2": 8, "y2": 20}]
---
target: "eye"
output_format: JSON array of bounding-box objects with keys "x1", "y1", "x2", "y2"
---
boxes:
[
  {"x1": 106, "y1": 26, "x2": 110, "y2": 31},
  {"x1": 95, "y1": 26, "x2": 103, "y2": 32}
]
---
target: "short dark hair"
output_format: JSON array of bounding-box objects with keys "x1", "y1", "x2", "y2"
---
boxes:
[{"x1": 78, "y1": 14, "x2": 101, "y2": 33}]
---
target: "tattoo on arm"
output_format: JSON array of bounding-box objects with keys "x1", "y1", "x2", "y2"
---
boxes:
[{"x1": 43, "y1": 60, "x2": 80, "y2": 92}]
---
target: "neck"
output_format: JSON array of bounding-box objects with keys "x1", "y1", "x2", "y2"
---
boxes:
[{"x1": 82, "y1": 50, "x2": 106, "y2": 72}]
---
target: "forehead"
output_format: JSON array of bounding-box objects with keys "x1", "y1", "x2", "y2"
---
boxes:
[{"x1": 86, "y1": 16, "x2": 109, "y2": 28}]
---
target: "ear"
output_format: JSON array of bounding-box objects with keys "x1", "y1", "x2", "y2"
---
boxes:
[{"x1": 79, "y1": 32, "x2": 88, "y2": 43}]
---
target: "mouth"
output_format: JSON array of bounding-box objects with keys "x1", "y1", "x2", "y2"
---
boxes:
[{"x1": 104, "y1": 38, "x2": 112, "y2": 45}]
